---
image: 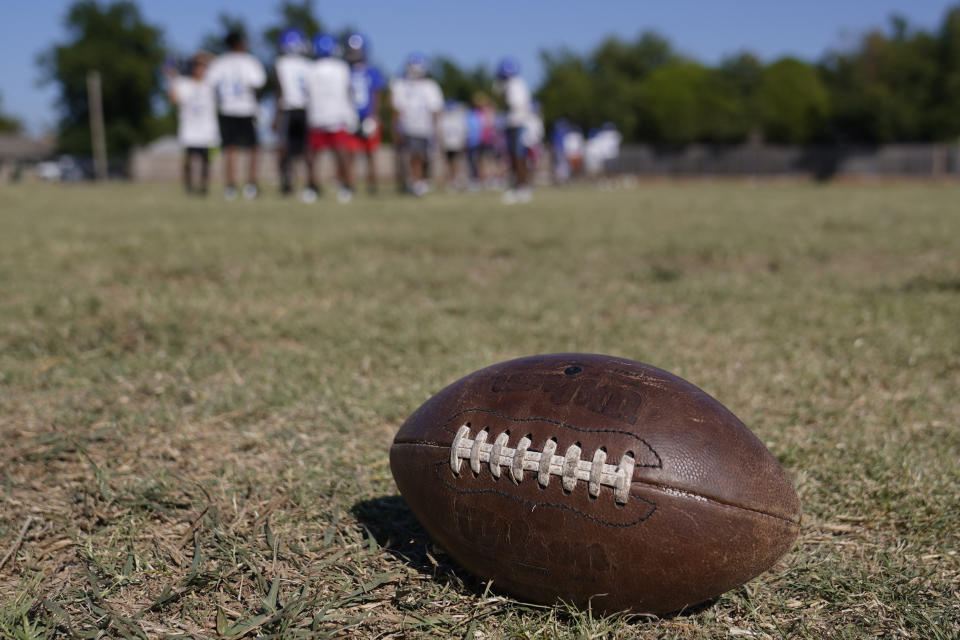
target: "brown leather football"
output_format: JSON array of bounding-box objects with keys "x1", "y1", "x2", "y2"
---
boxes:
[{"x1": 390, "y1": 354, "x2": 801, "y2": 615}]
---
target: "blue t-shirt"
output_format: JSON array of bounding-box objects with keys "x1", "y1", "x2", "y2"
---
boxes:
[{"x1": 350, "y1": 64, "x2": 386, "y2": 119}]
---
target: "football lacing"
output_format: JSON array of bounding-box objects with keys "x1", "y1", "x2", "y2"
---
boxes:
[{"x1": 450, "y1": 424, "x2": 636, "y2": 504}]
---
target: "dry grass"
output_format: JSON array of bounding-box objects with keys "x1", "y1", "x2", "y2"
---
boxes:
[{"x1": 0, "y1": 181, "x2": 958, "y2": 639}]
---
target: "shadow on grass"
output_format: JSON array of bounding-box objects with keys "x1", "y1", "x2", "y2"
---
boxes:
[
  {"x1": 351, "y1": 494, "x2": 474, "y2": 588},
  {"x1": 350, "y1": 494, "x2": 717, "y2": 621}
]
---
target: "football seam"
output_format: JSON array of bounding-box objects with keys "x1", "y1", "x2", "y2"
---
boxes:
[
  {"x1": 391, "y1": 440, "x2": 801, "y2": 527},
  {"x1": 439, "y1": 407, "x2": 663, "y2": 468},
  {"x1": 431, "y1": 460, "x2": 658, "y2": 528}
]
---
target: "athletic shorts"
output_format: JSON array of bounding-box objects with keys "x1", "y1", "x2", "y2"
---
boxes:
[
  {"x1": 309, "y1": 128, "x2": 351, "y2": 151},
  {"x1": 403, "y1": 136, "x2": 430, "y2": 157},
  {"x1": 277, "y1": 109, "x2": 307, "y2": 156},
  {"x1": 185, "y1": 147, "x2": 211, "y2": 161},
  {"x1": 350, "y1": 123, "x2": 382, "y2": 154},
  {"x1": 219, "y1": 115, "x2": 257, "y2": 148},
  {"x1": 505, "y1": 126, "x2": 525, "y2": 158}
]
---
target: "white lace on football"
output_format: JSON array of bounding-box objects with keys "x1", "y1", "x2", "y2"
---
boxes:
[{"x1": 450, "y1": 425, "x2": 636, "y2": 504}]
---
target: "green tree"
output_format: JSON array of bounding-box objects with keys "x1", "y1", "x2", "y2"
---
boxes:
[
  {"x1": 821, "y1": 16, "x2": 940, "y2": 142},
  {"x1": 431, "y1": 57, "x2": 493, "y2": 104},
  {"x1": 931, "y1": 7, "x2": 960, "y2": 139},
  {"x1": 758, "y1": 58, "x2": 830, "y2": 144},
  {"x1": 199, "y1": 13, "x2": 252, "y2": 55},
  {"x1": 262, "y1": 0, "x2": 325, "y2": 56},
  {"x1": 0, "y1": 92, "x2": 23, "y2": 134},
  {"x1": 37, "y1": 1, "x2": 169, "y2": 160},
  {"x1": 537, "y1": 31, "x2": 676, "y2": 140},
  {"x1": 536, "y1": 51, "x2": 598, "y2": 132},
  {"x1": 637, "y1": 61, "x2": 724, "y2": 145}
]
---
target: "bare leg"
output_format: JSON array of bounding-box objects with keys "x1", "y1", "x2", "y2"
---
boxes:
[
  {"x1": 365, "y1": 150, "x2": 377, "y2": 193},
  {"x1": 224, "y1": 147, "x2": 236, "y2": 187},
  {"x1": 336, "y1": 148, "x2": 353, "y2": 190},
  {"x1": 247, "y1": 147, "x2": 259, "y2": 186},
  {"x1": 183, "y1": 152, "x2": 192, "y2": 193},
  {"x1": 199, "y1": 150, "x2": 209, "y2": 194}
]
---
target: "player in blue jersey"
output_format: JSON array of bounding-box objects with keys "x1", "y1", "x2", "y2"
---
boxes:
[{"x1": 344, "y1": 33, "x2": 386, "y2": 194}]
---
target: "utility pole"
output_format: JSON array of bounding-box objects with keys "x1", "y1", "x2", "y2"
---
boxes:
[{"x1": 87, "y1": 70, "x2": 108, "y2": 181}]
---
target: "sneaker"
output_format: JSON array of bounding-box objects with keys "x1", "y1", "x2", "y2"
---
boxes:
[
  {"x1": 242, "y1": 183, "x2": 259, "y2": 200},
  {"x1": 223, "y1": 185, "x2": 238, "y2": 201},
  {"x1": 502, "y1": 189, "x2": 518, "y2": 205},
  {"x1": 412, "y1": 180, "x2": 430, "y2": 197},
  {"x1": 516, "y1": 187, "x2": 533, "y2": 203},
  {"x1": 337, "y1": 187, "x2": 353, "y2": 204},
  {"x1": 300, "y1": 187, "x2": 318, "y2": 204}
]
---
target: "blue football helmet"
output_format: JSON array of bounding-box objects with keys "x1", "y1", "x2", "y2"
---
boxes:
[
  {"x1": 279, "y1": 28, "x2": 306, "y2": 54},
  {"x1": 497, "y1": 57, "x2": 520, "y2": 79},
  {"x1": 313, "y1": 34, "x2": 337, "y2": 58},
  {"x1": 406, "y1": 51, "x2": 428, "y2": 78},
  {"x1": 345, "y1": 32, "x2": 368, "y2": 63}
]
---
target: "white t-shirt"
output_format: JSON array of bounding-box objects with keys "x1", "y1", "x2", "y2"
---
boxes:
[
  {"x1": 502, "y1": 76, "x2": 532, "y2": 128},
  {"x1": 440, "y1": 106, "x2": 467, "y2": 151},
  {"x1": 173, "y1": 76, "x2": 220, "y2": 148},
  {"x1": 305, "y1": 57, "x2": 357, "y2": 131},
  {"x1": 564, "y1": 130, "x2": 585, "y2": 159},
  {"x1": 275, "y1": 53, "x2": 311, "y2": 110},
  {"x1": 522, "y1": 112, "x2": 544, "y2": 148},
  {"x1": 206, "y1": 51, "x2": 266, "y2": 117},
  {"x1": 392, "y1": 77, "x2": 443, "y2": 139}
]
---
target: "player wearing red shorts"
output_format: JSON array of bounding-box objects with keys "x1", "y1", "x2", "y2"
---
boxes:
[{"x1": 304, "y1": 34, "x2": 356, "y2": 203}]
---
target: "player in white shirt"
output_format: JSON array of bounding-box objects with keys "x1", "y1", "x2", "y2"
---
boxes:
[
  {"x1": 584, "y1": 123, "x2": 623, "y2": 179},
  {"x1": 166, "y1": 52, "x2": 219, "y2": 195},
  {"x1": 273, "y1": 28, "x2": 313, "y2": 200},
  {"x1": 206, "y1": 30, "x2": 267, "y2": 200},
  {"x1": 391, "y1": 53, "x2": 444, "y2": 196},
  {"x1": 494, "y1": 57, "x2": 533, "y2": 203},
  {"x1": 440, "y1": 100, "x2": 468, "y2": 189},
  {"x1": 304, "y1": 34, "x2": 357, "y2": 203}
]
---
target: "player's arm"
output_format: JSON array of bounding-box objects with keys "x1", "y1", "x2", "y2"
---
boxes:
[
  {"x1": 389, "y1": 87, "x2": 403, "y2": 144},
  {"x1": 166, "y1": 74, "x2": 180, "y2": 105},
  {"x1": 272, "y1": 66, "x2": 283, "y2": 131}
]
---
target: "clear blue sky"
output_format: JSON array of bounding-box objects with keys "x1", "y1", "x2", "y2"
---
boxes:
[{"x1": 1, "y1": 0, "x2": 957, "y2": 134}]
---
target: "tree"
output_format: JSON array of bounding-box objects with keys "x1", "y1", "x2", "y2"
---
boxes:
[
  {"x1": 431, "y1": 57, "x2": 493, "y2": 104},
  {"x1": 262, "y1": 0, "x2": 325, "y2": 56},
  {"x1": 821, "y1": 16, "x2": 941, "y2": 143},
  {"x1": 636, "y1": 61, "x2": 722, "y2": 145},
  {"x1": 536, "y1": 51, "x2": 598, "y2": 131},
  {"x1": 0, "y1": 92, "x2": 23, "y2": 134},
  {"x1": 758, "y1": 58, "x2": 830, "y2": 144},
  {"x1": 931, "y1": 7, "x2": 960, "y2": 139},
  {"x1": 37, "y1": 1, "x2": 169, "y2": 160},
  {"x1": 536, "y1": 31, "x2": 677, "y2": 140},
  {"x1": 199, "y1": 13, "x2": 253, "y2": 55}
]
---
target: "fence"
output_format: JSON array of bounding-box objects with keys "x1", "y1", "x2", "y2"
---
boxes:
[{"x1": 605, "y1": 144, "x2": 960, "y2": 180}]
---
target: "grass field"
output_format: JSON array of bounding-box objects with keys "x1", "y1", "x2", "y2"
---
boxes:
[{"x1": 0, "y1": 181, "x2": 958, "y2": 639}]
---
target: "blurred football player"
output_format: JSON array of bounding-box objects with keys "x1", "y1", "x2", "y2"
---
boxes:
[
  {"x1": 273, "y1": 27, "x2": 314, "y2": 201},
  {"x1": 465, "y1": 92, "x2": 496, "y2": 189},
  {"x1": 493, "y1": 57, "x2": 532, "y2": 204},
  {"x1": 206, "y1": 30, "x2": 267, "y2": 200},
  {"x1": 391, "y1": 53, "x2": 444, "y2": 196},
  {"x1": 344, "y1": 33, "x2": 386, "y2": 195},
  {"x1": 166, "y1": 52, "x2": 219, "y2": 195},
  {"x1": 305, "y1": 34, "x2": 356, "y2": 203},
  {"x1": 523, "y1": 101, "x2": 545, "y2": 175},
  {"x1": 551, "y1": 118, "x2": 572, "y2": 184},
  {"x1": 440, "y1": 100, "x2": 468, "y2": 189},
  {"x1": 584, "y1": 122, "x2": 623, "y2": 182}
]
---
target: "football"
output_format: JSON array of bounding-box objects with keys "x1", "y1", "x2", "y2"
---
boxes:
[{"x1": 390, "y1": 354, "x2": 801, "y2": 615}]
